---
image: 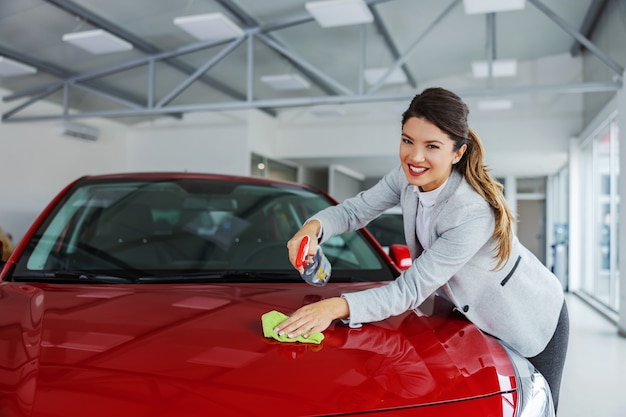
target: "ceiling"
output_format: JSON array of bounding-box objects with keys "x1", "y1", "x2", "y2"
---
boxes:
[{"x1": 0, "y1": 0, "x2": 623, "y2": 178}]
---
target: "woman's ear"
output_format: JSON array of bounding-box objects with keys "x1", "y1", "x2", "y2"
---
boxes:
[{"x1": 454, "y1": 143, "x2": 467, "y2": 163}]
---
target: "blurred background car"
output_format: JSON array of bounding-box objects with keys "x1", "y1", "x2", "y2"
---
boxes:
[
  {"x1": 0, "y1": 225, "x2": 15, "y2": 262},
  {"x1": 0, "y1": 172, "x2": 554, "y2": 417},
  {"x1": 365, "y1": 206, "x2": 412, "y2": 270},
  {"x1": 365, "y1": 206, "x2": 405, "y2": 253}
]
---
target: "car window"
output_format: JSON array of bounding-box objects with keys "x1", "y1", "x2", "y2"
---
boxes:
[
  {"x1": 12, "y1": 178, "x2": 397, "y2": 283},
  {"x1": 366, "y1": 212, "x2": 406, "y2": 248}
]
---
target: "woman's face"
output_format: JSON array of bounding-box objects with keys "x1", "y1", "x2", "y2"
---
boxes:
[{"x1": 400, "y1": 117, "x2": 466, "y2": 192}]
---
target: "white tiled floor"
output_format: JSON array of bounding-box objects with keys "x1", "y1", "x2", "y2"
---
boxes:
[{"x1": 558, "y1": 293, "x2": 626, "y2": 417}]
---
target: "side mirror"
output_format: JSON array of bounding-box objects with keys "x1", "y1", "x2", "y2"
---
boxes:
[{"x1": 389, "y1": 244, "x2": 412, "y2": 270}]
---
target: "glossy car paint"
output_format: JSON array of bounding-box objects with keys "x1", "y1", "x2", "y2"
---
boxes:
[
  {"x1": 0, "y1": 173, "x2": 521, "y2": 417},
  {"x1": 0, "y1": 282, "x2": 518, "y2": 417}
]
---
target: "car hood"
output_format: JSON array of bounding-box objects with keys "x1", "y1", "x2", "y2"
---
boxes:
[{"x1": 0, "y1": 281, "x2": 517, "y2": 417}]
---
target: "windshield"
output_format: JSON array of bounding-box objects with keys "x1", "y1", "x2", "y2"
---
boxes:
[{"x1": 10, "y1": 177, "x2": 397, "y2": 284}]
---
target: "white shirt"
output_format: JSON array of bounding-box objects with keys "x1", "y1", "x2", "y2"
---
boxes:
[{"x1": 414, "y1": 178, "x2": 448, "y2": 249}]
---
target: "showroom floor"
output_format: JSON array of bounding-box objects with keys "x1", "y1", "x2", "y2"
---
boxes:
[{"x1": 558, "y1": 293, "x2": 626, "y2": 417}]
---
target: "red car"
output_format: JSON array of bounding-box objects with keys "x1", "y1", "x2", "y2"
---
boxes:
[{"x1": 0, "y1": 172, "x2": 554, "y2": 417}]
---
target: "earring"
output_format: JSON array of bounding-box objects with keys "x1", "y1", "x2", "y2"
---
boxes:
[{"x1": 452, "y1": 159, "x2": 459, "y2": 164}]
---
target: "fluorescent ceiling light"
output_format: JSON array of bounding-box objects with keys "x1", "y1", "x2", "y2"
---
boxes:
[
  {"x1": 0, "y1": 56, "x2": 37, "y2": 77},
  {"x1": 463, "y1": 0, "x2": 526, "y2": 14},
  {"x1": 478, "y1": 99, "x2": 513, "y2": 110},
  {"x1": 261, "y1": 74, "x2": 311, "y2": 90},
  {"x1": 472, "y1": 59, "x2": 517, "y2": 78},
  {"x1": 62, "y1": 29, "x2": 133, "y2": 54},
  {"x1": 364, "y1": 67, "x2": 407, "y2": 85},
  {"x1": 174, "y1": 13, "x2": 244, "y2": 41},
  {"x1": 305, "y1": 0, "x2": 373, "y2": 28}
]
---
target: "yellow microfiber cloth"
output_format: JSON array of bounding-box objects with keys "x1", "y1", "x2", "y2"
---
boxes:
[{"x1": 262, "y1": 310, "x2": 324, "y2": 344}]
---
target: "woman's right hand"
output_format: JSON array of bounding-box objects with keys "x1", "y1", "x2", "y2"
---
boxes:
[{"x1": 287, "y1": 219, "x2": 321, "y2": 273}]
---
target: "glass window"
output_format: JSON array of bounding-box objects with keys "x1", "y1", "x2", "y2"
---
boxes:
[
  {"x1": 12, "y1": 177, "x2": 395, "y2": 284},
  {"x1": 580, "y1": 119, "x2": 620, "y2": 312}
]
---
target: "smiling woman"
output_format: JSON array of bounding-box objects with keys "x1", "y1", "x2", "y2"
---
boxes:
[{"x1": 281, "y1": 87, "x2": 568, "y2": 413}]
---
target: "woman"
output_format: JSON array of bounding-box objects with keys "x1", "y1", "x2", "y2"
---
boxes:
[{"x1": 276, "y1": 87, "x2": 569, "y2": 411}]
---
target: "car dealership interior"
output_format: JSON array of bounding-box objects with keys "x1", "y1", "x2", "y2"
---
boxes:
[{"x1": 1, "y1": 1, "x2": 626, "y2": 416}]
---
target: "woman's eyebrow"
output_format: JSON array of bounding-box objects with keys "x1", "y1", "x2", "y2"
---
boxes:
[
  {"x1": 401, "y1": 131, "x2": 445, "y2": 144},
  {"x1": 425, "y1": 138, "x2": 444, "y2": 144}
]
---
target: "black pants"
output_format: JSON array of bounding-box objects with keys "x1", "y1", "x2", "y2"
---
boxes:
[{"x1": 527, "y1": 300, "x2": 569, "y2": 413}]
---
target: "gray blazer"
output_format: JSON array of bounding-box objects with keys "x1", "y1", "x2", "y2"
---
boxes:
[{"x1": 312, "y1": 166, "x2": 564, "y2": 357}]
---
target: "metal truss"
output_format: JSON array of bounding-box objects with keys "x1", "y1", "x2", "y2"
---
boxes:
[{"x1": 1, "y1": 0, "x2": 622, "y2": 123}]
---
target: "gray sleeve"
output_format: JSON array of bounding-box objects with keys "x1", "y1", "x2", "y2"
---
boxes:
[
  {"x1": 310, "y1": 166, "x2": 404, "y2": 243},
  {"x1": 342, "y1": 201, "x2": 495, "y2": 326}
]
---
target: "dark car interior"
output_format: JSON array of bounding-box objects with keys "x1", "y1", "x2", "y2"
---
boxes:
[{"x1": 11, "y1": 179, "x2": 395, "y2": 283}]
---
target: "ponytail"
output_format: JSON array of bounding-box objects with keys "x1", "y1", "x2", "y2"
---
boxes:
[
  {"x1": 402, "y1": 87, "x2": 515, "y2": 269},
  {"x1": 456, "y1": 128, "x2": 514, "y2": 270}
]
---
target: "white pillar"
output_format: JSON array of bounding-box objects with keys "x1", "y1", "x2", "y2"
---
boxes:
[
  {"x1": 568, "y1": 138, "x2": 581, "y2": 292},
  {"x1": 616, "y1": 76, "x2": 626, "y2": 337},
  {"x1": 504, "y1": 175, "x2": 518, "y2": 235}
]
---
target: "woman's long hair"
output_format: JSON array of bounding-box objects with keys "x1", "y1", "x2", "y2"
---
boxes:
[{"x1": 402, "y1": 87, "x2": 514, "y2": 269}]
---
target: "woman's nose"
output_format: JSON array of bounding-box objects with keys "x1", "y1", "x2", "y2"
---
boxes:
[{"x1": 410, "y1": 149, "x2": 425, "y2": 162}]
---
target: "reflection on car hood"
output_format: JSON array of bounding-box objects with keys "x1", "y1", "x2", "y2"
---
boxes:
[{"x1": 0, "y1": 281, "x2": 517, "y2": 417}]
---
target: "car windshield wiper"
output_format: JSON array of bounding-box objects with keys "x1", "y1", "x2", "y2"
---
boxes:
[
  {"x1": 137, "y1": 271, "x2": 301, "y2": 284},
  {"x1": 11, "y1": 270, "x2": 137, "y2": 284}
]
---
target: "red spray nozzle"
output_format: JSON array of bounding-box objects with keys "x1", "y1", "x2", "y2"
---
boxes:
[{"x1": 295, "y1": 235, "x2": 310, "y2": 268}]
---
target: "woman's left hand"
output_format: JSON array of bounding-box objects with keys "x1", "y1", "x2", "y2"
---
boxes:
[{"x1": 274, "y1": 297, "x2": 350, "y2": 339}]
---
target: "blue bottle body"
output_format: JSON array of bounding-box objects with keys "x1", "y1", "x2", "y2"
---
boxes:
[{"x1": 301, "y1": 247, "x2": 331, "y2": 286}]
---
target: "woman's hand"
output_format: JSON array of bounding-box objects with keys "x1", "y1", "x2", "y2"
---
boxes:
[
  {"x1": 287, "y1": 219, "x2": 321, "y2": 273},
  {"x1": 274, "y1": 297, "x2": 350, "y2": 339}
]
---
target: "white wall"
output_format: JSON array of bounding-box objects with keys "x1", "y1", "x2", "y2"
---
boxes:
[
  {"x1": 128, "y1": 109, "x2": 278, "y2": 177},
  {"x1": 247, "y1": 109, "x2": 278, "y2": 159},
  {"x1": 273, "y1": 53, "x2": 583, "y2": 180},
  {"x1": 0, "y1": 93, "x2": 128, "y2": 240},
  {"x1": 0, "y1": 105, "x2": 276, "y2": 242},
  {"x1": 128, "y1": 112, "x2": 249, "y2": 175},
  {"x1": 329, "y1": 165, "x2": 365, "y2": 203}
]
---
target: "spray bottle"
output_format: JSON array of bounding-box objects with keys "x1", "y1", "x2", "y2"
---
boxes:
[{"x1": 295, "y1": 235, "x2": 331, "y2": 286}]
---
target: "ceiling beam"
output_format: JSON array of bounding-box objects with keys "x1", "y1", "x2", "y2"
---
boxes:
[
  {"x1": 368, "y1": 6, "x2": 416, "y2": 88},
  {"x1": 4, "y1": 81, "x2": 620, "y2": 123},
  {"x1": 0, "y1": 45, "x2": 181, "y2": 118},
  {"x1": 570, "y1": 0, "x2": 609, "y2": 57},
  {"x1": 485, "y1": 13, "x2": 496, "y2": 88},
  {"x1": 2, "y1": 0, "x2": 622, "y2": 124},
  {"x1": 366, "y1": 0, "x2": 461, "y2": 95},
  {"x1": 155, "y1": 37, "x2": 246, "y2": 108},
  {"x1": 215, "y1": 0, "x2": 338, "y2": 96},
  {"x1": 528, "y1": 0, "x2": 623, "y2": 76},
  {"x1": 42, "y1": 0, "x2": 273, "y2": 116}
]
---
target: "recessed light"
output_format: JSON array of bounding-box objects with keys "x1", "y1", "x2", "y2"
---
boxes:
[
  {"x1": 174, "y1": 13, "x2": 245, "y2": 41},
  {"x1": 305, "y1": 0, "x2": 374, "y2": 28},
  {"x1": 62, "y1": 29, "x2": 133, "y2": 54},
  {"x1": 364, "y1": 67, "x2": 407, "y2": 85},
  {"x1": 463, "y1": 0, "x2": 526, "y2": 14},
  {"x1": 472, "y1": 59, "x2": 518, "y2": 78},
  {"x1": 0, "y1": 56, "x2": 37, "y2": 77},
  {"x1": 477, "y1": 99, "x2": 513, "y2": 110},
  {"x1": 261, "y1": 74, "x2": 311, "y2": 90}
]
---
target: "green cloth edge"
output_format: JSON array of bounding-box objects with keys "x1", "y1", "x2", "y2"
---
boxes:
[{"x1": 262, "y1": 310, "x2": 324, "y2": 344}]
